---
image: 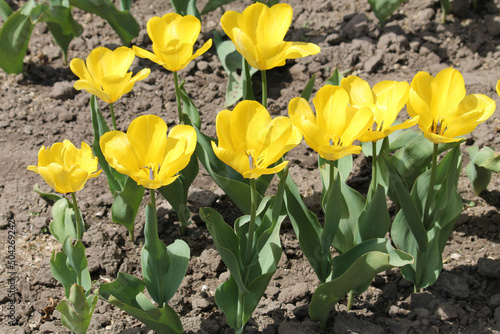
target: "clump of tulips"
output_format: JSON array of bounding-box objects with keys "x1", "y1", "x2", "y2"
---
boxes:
[{"x1": 27, "y1": 1, "x2": 498, "y2": 333}]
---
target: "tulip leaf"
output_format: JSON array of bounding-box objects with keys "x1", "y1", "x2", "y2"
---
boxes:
[
  {"x1": 50, "y1": 237, "x2": 91, "y2": 298},
  {"x1": 89, "y1": 95, "x2": 126, "y2": 193},
  {"x1": 242, "y1": 58, "x2": 256, "y2": 101},
  {"x1": 214, "y1": 31, "x2": 258, "y2": 107},
  {"x1": 56, "y1": 284, "x2": 98, "y2": 334},
  {"x1": 33, "y1": 183, "x2": 64, "y2": 203},
  {"x1": 99, "y1": 272, "x2": 183, "y2": 334},
  {"x1": 111, "y1": 176, "x2": 144, "y2": 240},
  {"x1": 0, "y1": 0, "x2": 37, "y2": 74},
  {"x1": 389, "y1": 134, "x2": 456, "y2": 191},
  {"x1": 142, "y1": 202, "x2": 190, "y2": 306},
  {"x1": 367, "y1": 0, "x2": 406, "y2": 23},
  {"x1": 49, "y1": 198, "x2": 85, "y2": 243},
  {"x1": 0, "y1": 0, "x2": 13, "y2": 20},
  {"x1": 170, "y1": 0, "x2": 200, "y2": 20},
  {"x1": 159, "y1": 153, "x2": 198, "y2": 232},
  {"x1": 69, "y1": 0, "x2": 139, "y2": 45},
  {"x1": 391, "y1": 145, "x2": 462, "y2": 289},
  {"x1": 178, "y1": 81, "x2": 201, "y2": 128},
  {"x1": 30, "y1": 2, "x2": 84, "y2": 63},
  {"x1": 201, "y1": 0, "x2": 238, "y2": 14},
  {"x1": 200, "y1": 207, "x2": 247, "y2": 293},
  {"x1": 301, "y1": 74, "x2": 316, "y2": 101},
  {"x1": 324, "y1": 68, "x2": 344, "y2": 86},
  {"x1": 309, "y1": 238, "x2": 413, "y2": 328},
  {"x1": 119, "y1": 0, "x2": 132, "y2": 11},
  {"x1": 283, "y1": 173, "x2": 332, "y2": 282},
  {"x1": 357, "y1": 185, "x2": 391, "y2": 241},
  {"x1": 320, "y1": 167, "x2": 343, "y2": 255},
  {"x1": 474, "y1": 147, "x2": 500, "y2": 172},
  {"x1": 466, "y1": 146, "x2": 497, "y2": 195}
]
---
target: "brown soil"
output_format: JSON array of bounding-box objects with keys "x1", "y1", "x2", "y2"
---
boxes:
[{"x1": 1, "y1": 0, "x2": 500, "y2": 333}]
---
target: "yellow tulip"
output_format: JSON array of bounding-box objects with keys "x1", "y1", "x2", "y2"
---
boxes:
[
  {"x1": 100, "y1": 115, "x2": 196, "y2": 189},
  {"x1": 133, "y1": 13, "x2": 212, "y2": 72},
  {"x1": 408, "y1": 68, "x2": 496, "y2": 144},
  {"x1": 70, "y1": 46, "x2": 150, "y2": 104},
  {"x1": 212, "y1": 100, "x2": 302, "y2": 179},
  {"x1": 288, "y1": 85, "x2": 374, "y2": 161},
  {"x1": 220, "y1": 2, "x2": 320, "y2": 71},
  {"x1": 27, "y1": 140, "x2": 101, "y2": 194},
  {"x1": 496, "y1": 78, "x2": 500, "y2": 97},
  {"x1": 341, "y1": 76, "x2": 418, "y2": 142}
]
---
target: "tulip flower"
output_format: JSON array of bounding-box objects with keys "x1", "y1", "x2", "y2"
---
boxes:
[
  {"x1": 407, "y1": 67, "x2": 495, "y2": 144},
  {"x1": 220, "y1": 2, "x2": 320, "y2": 71},
  {"x1": 70, "y1": 47, "x2": 151, "y2": 104},
  {"x1": 211, "y1": 100, "x2": 302, "y2": 179},
  {"x1": 341, "y1": 76, "x2": 417, "y2": 142},
  {"x1": 100, "y1": 115, "x2": 196, "y2": 189},
  {"x1": 70, "y1": 46, "x2": 151, "y2": 130},
  {"x1": 133, "y1": 13, "x2": 212, "y2": 73},
  {"x1": 28, "y1": 140, "x2": 101, "y2": 194},
  {"x1": 288, "y1": 85, "x2": 374, "y2": 162}
]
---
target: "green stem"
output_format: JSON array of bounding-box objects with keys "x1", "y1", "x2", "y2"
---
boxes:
[
  {"x1": 236, "y1": 291, "x2": 245, "y2": 334},
  {"x1": 372, "y1": 141, "x2": 378, "y2": 188},
  {"x1": 109, "y1": 103, "x2": 117, "y2": 131},
  {"x1": 245, "y1": 179, "x2": 258, "y2": 267},
  {"x1": 423, "y1": 144, "x2": 438, "y2": 225},
  {"x1": 71, "y1": 192, "x2": 82, "y2": 241},
  {"x1": 173, "y1": 71, "x2": 183, "y2": 124},
  {"x1": 347, "y1": 290, "x2": 354, "y2": 310},
  {"x1": 261, "y1": 70, "x2": 267, "y2": 108}
]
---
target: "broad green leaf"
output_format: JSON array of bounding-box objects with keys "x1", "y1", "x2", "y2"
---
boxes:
[
  {"x1": 475, "y1": 147, "x2": 500, "y2": 172},
  {"x1": 320, "y1": 167, "x2": 343, "y2": 256},
  {"x1": 0, "y1": 0, "x2": 13, "y2": 20},
  {"x1": 368, "y1": 0, "x2": 406, "y2": 23},
  {"x1": 214, "y1": 31, "x2": 257, "y2": 107},
  {"x1": 324, "y1": 68, "x2": 344, "y2": 86},
  {"x1": 200, "y1": 207, "x2": 247, "y2": 293},
  {"x1": 111, "y1": 176, "x2": 144, "y2": 240},
  {"x1": 283, "y1": 173, "x2": 331, "y2": 282},
  {"x1": 50, "y1": 251, "x2": 78, "y2": 298},
  {"x1": 69, "y1": 0, "x2": 139, "y2": 45},
  {"x1": 33, "y1": 183, "x2": 64, "y2": 203},
  {"x1": 389, "y1": 134, "x2": 456, "y2": 191},
  {"x1": 30, "y1": 2, "x2": 83, "y2": 63},
  {"x1": 309, "y1": 239, "x2": 413, "y2": 328},
  {"x1": 170, "y1": 0, "x2": 200, "y2": 20},
  {"x1": 357, "y1": 185, "x2": 391, "y2": 241},
  {"x1": 301, "y1": 74, "x2": 316, "y2": 101},
  {"x1": 388, "y1": 129, "x2": 421, "y2": 151},
  {"x1": 141, "y1": 202, "x2": 190, "y2": 305},
  {"x1": 201, "y1": 0, "x2": 238, "y2": 14},
  {"x1": 89, "y1": 95, "x2": 125, "y2": 194},
  {"x1": 385, "y1": 155, "x2": 428, "y2": 253},
  {"x1": 99, "y1": 272, "x2": 183, "y2": 334},
  {"x1": 158, "y1": 153, "x2": 198, "y2": 231},
  {"x1": 63, "y1": 237, "x2": 92, "y2": 291},
  {"x1": 49, "y1": 198, "x2": 84, "y2": 243},
  {"x1": 466, "y1": 146, "x2": 495, "y2": 195},
  {"x1": 57, "y1": 285, "x2": 98, "y2": 334},
  {"x1": 242, "y1": 58, "x2": 256, "y2": 101},
  {"x1": 119, "y1": 0, "x2": 132, "y2": 11},
  {"x1": 178, "y1": 81, "x2": 201, "y2": 128},
  {"x1": 0, "y1": 0, "x2": 37, "y2": 74}
]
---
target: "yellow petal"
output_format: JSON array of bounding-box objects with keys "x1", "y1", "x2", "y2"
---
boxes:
[
  {"x1": 496, "y1": 79, "x2": 500, "y2": 97},
  {"x1": 133, "y1": 46, "x2": 164, "y2": 65},
  {"x1": 220, "y1": 10, "x2": 241, "y2": 41},
  {"x1": 212, "y1": 142, "x2": 249, "y2": 177},
  {"x1": 86, "y1": 47, "x2": 109, "y2": 84},
  {"x1": 264, "y1": 4, "x2": 293, "y2": 43},
  {"x1": 127, "y1": 115, "x2": 168, "y2": 166},
  {"x1": 100, "y1": 131, "x2": 142, "y2": 176},
  {"x1": 314, "y1": 85, "x2": 350, "y2": 136},
  {"x1": 244, "y1": 160, "x2": 288, "y2": 179},
  {"x1": 175, "y1": 15, "x2": 201, "y2": 46},
  {"x1": 232, "y1": 28, "x2": 261, "y2": 69},
  {"x1": 73, "y1": 80, "x2": 111, "y2": 103},
  {"x1": 458, "y1": 94, "x2": 495, "y2": 122},
  {"x1": 430, "y1": 67, "x2": 466, "y2": 120},
  {"x1": 341, "y1": 106, "x2": 373, "y2": 146},
  {"x1": 341, "y1": 76, "x2": 375, "y2": 105},
  {"x1": 408, "y1": 71, "x2": 434, "y2": 126}
]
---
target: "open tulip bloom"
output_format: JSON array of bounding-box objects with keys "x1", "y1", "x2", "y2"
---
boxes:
[
  {"x1": 211, "y1": 100, "x2": 302, "y2": 179},
  {"x1": 288, "y1": 85, "x2": 374, "y2": 162},
  {"x1": 221, "y1": 2, "x2": 320, "y2": 71},
  {"x1": 408, "y1": 67, "x2": 495, "y2": 144},
  {"x1": 71, "y1": 47, "x2": 150, "y2": 129},
  {"x1": 221, "y1": 2, "x2": 320, "y2": 107},
  {"x1": 28, "y1": 140, "x2": 101, "y2": 241},
  {"x1": 99, "y1": 114, "x2": 197, "y2": 189},
  {"x1": 133, "y1": 13, "x2": 212, "y2": 73}
]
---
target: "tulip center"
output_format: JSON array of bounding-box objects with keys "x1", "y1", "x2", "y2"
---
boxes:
[
  {"x1": 143, "y1": 163, "x2": 160, "y2": 180},
  {"x1": 247, "y1": 150, "x2": 264, "y2": 170},
  {"x1": 329, "y1": 135, "x2": 341, "y2": 146},
  {"x1": 431, "y1": 119, "x2": 447, "y2": 135}
]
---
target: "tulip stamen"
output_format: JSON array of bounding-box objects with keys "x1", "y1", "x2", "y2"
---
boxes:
[{"x1": 248, "y1": 153, "x2": 254, "y2": 170}]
